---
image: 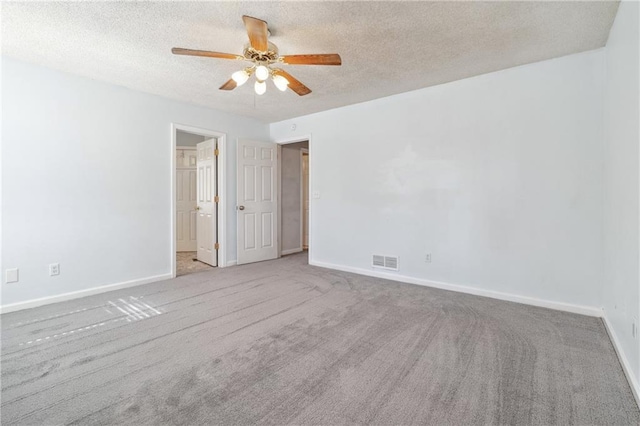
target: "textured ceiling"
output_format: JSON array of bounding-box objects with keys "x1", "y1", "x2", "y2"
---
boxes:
[{"x1": 1, "y1": 1, "x2": 619, "y2": 123}]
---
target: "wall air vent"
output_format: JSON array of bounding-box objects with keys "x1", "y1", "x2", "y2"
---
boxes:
[{"x1": 372, "y1": 255, "x2": 399, "y2": 271}]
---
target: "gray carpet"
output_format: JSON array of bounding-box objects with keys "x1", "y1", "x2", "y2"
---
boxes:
[{"x1": 1, "y1": 253, "x2": 638, "y2": 425}]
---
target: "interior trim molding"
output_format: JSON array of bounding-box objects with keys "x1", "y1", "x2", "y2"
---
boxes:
[
  {"x1": 226, "y1": 260, "x2": 238, "y2": 267},
  {"x1": 282, "y1": 248, "x2": 303, "y2": 256},
  {"x1": 0, "y1": 273, "x2": 172, "y2": 314},
  {"x1": 309, "y1": 260, "x2": 603, "y2": 318},
  {"x1": 602, "y1": 313, "x2": 640, "y2": 407}
]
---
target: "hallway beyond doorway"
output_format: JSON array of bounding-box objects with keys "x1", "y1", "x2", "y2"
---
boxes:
[{"x1": 176, "y1": 251, "x2": 214, "y2": 276}]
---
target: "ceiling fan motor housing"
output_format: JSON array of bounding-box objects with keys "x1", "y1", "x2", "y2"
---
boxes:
[{"x1": 243, "y1": 42, "x2": 279, "y2": 63}]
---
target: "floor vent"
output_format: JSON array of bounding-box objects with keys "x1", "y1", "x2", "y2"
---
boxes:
[{"x1": 372, "y1": 255, "x2": 399, "y2": 271}]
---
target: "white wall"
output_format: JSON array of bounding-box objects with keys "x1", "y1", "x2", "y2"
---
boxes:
[
  {"x1": 271, "y1": 49, "x2": 605, "y2": 312},
  {"x1": 603, "y1": 0, "x2": 640, "y2": 390},
  {"x1": 1, "y1": 57, "x2": 268, "y2": 307}
]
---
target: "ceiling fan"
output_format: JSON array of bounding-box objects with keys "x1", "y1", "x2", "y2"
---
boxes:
[{"x1": 172, "y1": 15, "x2": 342, "y2": 96}]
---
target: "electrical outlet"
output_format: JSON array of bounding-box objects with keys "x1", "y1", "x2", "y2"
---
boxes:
[
  {"x1": 5, "y1": 268, "x2": 19, "y2": 284},
  {"x1": 425, "y1": 253, "x2": 432, "y2": 263},
  {"x1": 49, "y1": 263, "x2": 60, "y2": 276}
]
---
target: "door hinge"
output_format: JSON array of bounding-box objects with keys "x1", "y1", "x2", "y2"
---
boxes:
[
  {"x1": 214, "y1": 243, "x2": 220, "y2": 250},
  {"x1": 214, "y1": 196, "x2": 219, "y2": 203},
  {"x1": 214, "y1": 148, "x2": 219, "y2": 156}
]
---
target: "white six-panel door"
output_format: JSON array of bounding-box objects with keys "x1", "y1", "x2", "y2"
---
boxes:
[
  {"x1": 196, "y1": 139, "x2": 217, "y2": 266},
  {"x1": 237, "y1": 140, "x2": 278, "y2": 265},
  {"x1": 176, "y1": 148, "x2": 198, "y2": 251}
]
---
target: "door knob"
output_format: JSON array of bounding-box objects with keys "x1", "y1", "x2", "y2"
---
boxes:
[
  {"x1": 238, "y1": 206, "x2": 245, "y2": 210},
  {"x1": 195, "y1": 206, "x2": 200, "y2": 210}
]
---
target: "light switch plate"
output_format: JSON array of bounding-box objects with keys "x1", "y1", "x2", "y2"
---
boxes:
[
  {"x1": 6, "y1": 268, "x2": 19, "y2": 284},
  {"x1": 313, "y1": 190, "x2": 320, "y2": 199}
]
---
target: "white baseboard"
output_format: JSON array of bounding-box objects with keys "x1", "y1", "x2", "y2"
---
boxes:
[
  {"x1": 0, "y1": 273, "x2": 172, "y2": 314},
  {"x1": 282, "y1": 248, "x2": 303, "y2": 256},
  {"x1": 602, "y1": 313, "x2": 640, "y2": 407},
  {"x1": 226, "y1": 260, "x2": 237, "y2": 267},
  {"x1": 309, "y1": 260, "x2": 603, "y2": 318}
]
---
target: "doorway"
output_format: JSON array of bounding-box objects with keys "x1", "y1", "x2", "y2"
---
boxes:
[
  {"x1": 302, "y1": 149, "x2": 309, "y2": 250},
  {"x1": 278, "y1": 140, "x2": 310, "y2": 260},
  {"x1": 171, "y1": 124, "x2": 227, "y2": 277}
]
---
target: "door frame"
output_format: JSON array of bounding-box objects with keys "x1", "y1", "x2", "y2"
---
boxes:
[
  {"x1": 171, "y1": 123, "x2": 227, "y2": 278},
  {"x1": 275, "y1": 135, "x2": 313, "y2": 261}
]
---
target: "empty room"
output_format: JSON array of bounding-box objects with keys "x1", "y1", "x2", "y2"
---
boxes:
[{"x1": 1, "y1": 1, "x2": 639, "y2": 424}]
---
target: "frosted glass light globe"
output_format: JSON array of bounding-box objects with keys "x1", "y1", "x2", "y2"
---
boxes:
[
  {"x1": 254, "y1": 80, "x2": 267, "y2": 95},
  {"x1": 231, "y1": 70, "x2": 249, "y2": 86},
  {"x1": 272, "y1": 75, "x2": 289, "y2": 91},
  {"x1": 255, "y1": 65, "x2": 269, "y2": 82}
]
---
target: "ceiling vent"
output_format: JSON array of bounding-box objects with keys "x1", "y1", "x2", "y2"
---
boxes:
[{"x1": 372, "y1": 255, "x2": 399, "y2": 271}]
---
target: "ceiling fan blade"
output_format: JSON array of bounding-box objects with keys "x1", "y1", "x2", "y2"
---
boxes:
[
  {"x1": 274, "y1": 69, "x2": 311, "y2": 96},
  {"x1": 172, "y1": 48, "x2": 241, "y2": 60},
  {"x1": 219, "y1": 79, "x2": 238, "y2": 91},
  {"x1": 242, "y1": 15, "x2": 268, "y2": 52},
  {"x1": 281, "y1": 54, "x2": 342, "y2": 66}
]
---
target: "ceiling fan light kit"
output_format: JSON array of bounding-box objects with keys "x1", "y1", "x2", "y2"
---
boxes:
[{"x1": 172, "y1": 15, "x2": 342, "y2": 97}]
